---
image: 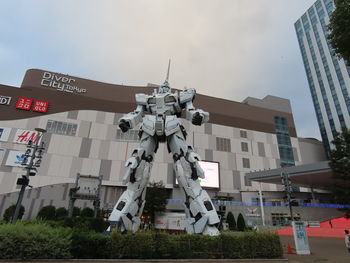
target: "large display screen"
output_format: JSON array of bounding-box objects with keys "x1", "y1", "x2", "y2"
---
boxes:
[{"x1": 175, "y1": 160, "x2": 220, "y2": 189}]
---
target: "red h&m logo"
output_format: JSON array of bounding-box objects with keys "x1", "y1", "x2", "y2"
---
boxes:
[
  {"x1": 16, "y1": 97, "x2": 33, "y2": 110},
  {"x1": 32, "y1": 100, "x2": 49, "y2": 113}
]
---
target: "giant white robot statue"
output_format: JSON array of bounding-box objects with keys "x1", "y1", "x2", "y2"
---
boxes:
[{"x1": 108, "y1": 62, "x2": 220, "y2": 236}]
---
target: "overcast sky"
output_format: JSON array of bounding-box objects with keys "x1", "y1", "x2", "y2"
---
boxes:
[{"x1": 0, "y1": 0, "x2": 320, "y2": 138}]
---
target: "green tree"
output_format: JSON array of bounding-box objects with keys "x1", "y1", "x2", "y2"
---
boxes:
[
  {"x1": 328, "y1": 0, "x2": 350, "y2": 65},
  {"x1": 55, "y1": 207, "x2": 68, "y2": 219},
  {"x1": 143, "y1": 181, "x2": 169, "y2": 224},
  {"x1": 81, "y1": 207, "x2": 94, "y2": 217},
  {"x1": 226, "y1": 211, "x2": 236, "y2": 230},
  {"x1": 3, "y1": 205, "x2": 25, "y2": 222},
  {"x1": 37, "y1": 205, "x2": 56, "y2": 220},
  {"x1": 237, "y1": 213, "x2": 246, "y2": 232},
  {"x1": 329, "y1": 126, "x2": 350, "y2": 217}
]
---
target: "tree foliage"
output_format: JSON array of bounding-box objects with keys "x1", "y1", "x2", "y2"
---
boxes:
[
  {"x1": 56, "y1": 207, "x2": 68, "y2": 218},
  {"x1": 329, "y1": 126, "x2": 350, "y2": 217},
  {"x1": 3, "y1": 205, "x2": 25, "y2": 222},
  {"x1": 81, "y1": 207, "x2": 94, "y2": 218},
  {"x1": 37, "y1": 205, "x2": 56, "y2": 220},
  {"x1": 237, "y1": 213, "x2": 246, "y2": 232},
  {"x1": 226, "y1": 211, "x2": 236, "y2": 230},
  {"x1": 143, "y1": 181, "x2": 169, "y2": 224},
  {"x1": 328, "y1": 0, "x2": 350, "y2": 65}
]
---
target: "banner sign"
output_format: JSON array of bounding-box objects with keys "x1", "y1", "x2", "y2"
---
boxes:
[
  {"x1": 0, "y1": 127, "x2": 11, "y2": 142},
  {"x1": 292, "y1": 221, "x2": 310, "y2": 255},
  {"x1": 32, "y1": 100, "x2": 49, "y2": 113},
  {"x1": 16, "y1": 97, "x2": 33, "y2": 110},
  {"x1": 5, "y1": 150, "x2": 26, "y2": 167},
  {"x1": 13, "y1": 129, "x2": 39, "y2": 144},
  {"x1": 0, "y1": 95, "x2": 12, "y2": 105}
]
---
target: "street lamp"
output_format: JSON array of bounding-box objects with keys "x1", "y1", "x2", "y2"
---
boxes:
[{"x1": 12, "y1": 128, "x2": 46, "y2": 223}]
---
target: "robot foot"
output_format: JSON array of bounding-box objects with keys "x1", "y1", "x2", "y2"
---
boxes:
[{"x1": 202, "y1": 225, "x2": 220, "y2": 236}]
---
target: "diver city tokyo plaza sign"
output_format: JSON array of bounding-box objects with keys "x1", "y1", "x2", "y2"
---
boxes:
[{"x1": 40, "y1": 72, "x2": 87, "y2": 94}]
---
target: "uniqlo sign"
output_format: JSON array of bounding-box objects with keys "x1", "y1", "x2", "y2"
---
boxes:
[
  {"x1": 16, "y1": 97, "x2": 33, "y2": 110},
  {"x1": 32, "y1": 100, "x2": 49, "y2": 113}
]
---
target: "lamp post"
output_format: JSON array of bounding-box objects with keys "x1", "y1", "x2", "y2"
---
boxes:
[
  {"x1": 280, "y1": 168, "x2": 294, "y2": 223},
  {"x1": 12, "y1": 128, "x2": 46, "y2": 223}
]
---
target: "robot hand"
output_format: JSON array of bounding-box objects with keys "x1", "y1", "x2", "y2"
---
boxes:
[
  {"x1": 119, "y1": 119, "x2": 131, "y2": 133},
  {"x1": 192, "y1": 112, "x2": 204, "y2": 126}
]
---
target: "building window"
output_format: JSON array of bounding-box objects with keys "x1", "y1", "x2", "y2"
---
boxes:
[
  {"x1": 241, "y1": 142, "x2": 249, "y2": 152},
  {"x1": 240, "y1": 130, "x2": 247, "y2": 138},
  {"x1": 242, "y1": 158, "x2": 250, "y2": 168},
  {"x1": 46, "y1": 120, "x2": 77, "y2": 136},
  {"x1": 116, "y1": 129, "x2": 140, "y2": 142},
  {"x1": 216, "y1": 137, "x2": 231, "y2": 152},
  {"x1": 274, "y1": 116, "x2": 295, "y2": 166}
]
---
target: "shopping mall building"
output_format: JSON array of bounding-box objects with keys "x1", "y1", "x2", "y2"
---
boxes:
[{"x1": 0, "y1": 69, "x2": 339, "y2": 227}]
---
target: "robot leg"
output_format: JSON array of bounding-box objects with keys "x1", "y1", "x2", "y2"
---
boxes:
[
  {"x1": 168, "y1": 130, "x2": 220, "y2": 236},
  {"x1": 108, "y1": 132, "x2": 156, "y2": 233}
]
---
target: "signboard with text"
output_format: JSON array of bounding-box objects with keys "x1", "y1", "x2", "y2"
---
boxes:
[
  {"x1": 13, "y1": 129, "x2": 39, "y2": 144},
  {"x1": 32, "y1": 100, "x2": 49, "y2": 113},
  {"x1": 16, "y1": 97, "x2": 33, "y2": 110},
  {"x1": 0, "y1": 95, "x2": 12, "y2": 105},
  {"x1": 292, "y1": 221, "x2": 310, "y2": 255},
  {"x1": 5, "y1": 150, "x2": 26, "y2": 167},
  {"x1": 0, "y1": 127, "x2": 11, "y2": 142}
]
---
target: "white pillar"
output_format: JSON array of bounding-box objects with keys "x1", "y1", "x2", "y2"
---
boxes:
[{"x1": 259, "y1": 182, "x2": 265, "y2": 226}]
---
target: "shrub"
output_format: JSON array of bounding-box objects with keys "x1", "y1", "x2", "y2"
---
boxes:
[
  {"x1": 37, "y1": 205, "x2": 56, "y2": 220},
  {"x1": 81, "y1": 207, "x2": 94, "y2": 217},
  {"x1": 56, "y1": 207, "x2": 68, "y2": 218},
  {"x1": 3, "y1": 204, "x2": 24, "y2": 222},
  {"x1": 72, "y1": 206, "x2": 81, "y2": 217},
  {"x1": 226, "y1": 211, "x2": 236, "y2": 230},
  {"x1": 0, "y1": 221, "x2": 71, "y2": 260},
  {"x1": 71, "y1": 231, "x2": 111, "y2": 259},
  {"x1": 237, "y1": 213, "x2": 246, "y2": 231},
  {"x1": 55, "y1": 216, "x2": 108, "y2": 233}
]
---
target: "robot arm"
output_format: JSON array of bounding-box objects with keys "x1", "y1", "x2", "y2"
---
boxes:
[
  {"x1": 119, "y1": 93, "x2": 147, "y2": 132},
  {"x1": 179, "y1": 88, "x2": 209, "y2": 126},
  {"x1": 119, "y1": 104, "x2": 144, "y2": 132}
]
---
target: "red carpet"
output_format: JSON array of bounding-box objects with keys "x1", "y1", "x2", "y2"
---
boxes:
[{"x1": 277, "y1": 217, "x2": 350, "y2": 238}]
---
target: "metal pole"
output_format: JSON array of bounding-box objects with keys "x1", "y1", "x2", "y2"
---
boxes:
[
  {"x1": 258, "y1": 182, "x2": 265, "y2": 226},
  {"x1": 12, "y1": 129, "x2": 45, "y2": 223}
]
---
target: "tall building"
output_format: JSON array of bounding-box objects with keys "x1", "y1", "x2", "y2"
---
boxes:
[{"x1": 295, "y1": 0, "x2": 350, "y2": 156}]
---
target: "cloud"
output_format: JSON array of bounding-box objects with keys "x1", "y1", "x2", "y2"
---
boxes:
[{"x1": 0, "y1": 0, "x2": 320, "y2": 138}]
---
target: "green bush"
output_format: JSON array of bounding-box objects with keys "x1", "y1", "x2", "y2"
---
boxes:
[
  {"x1": 0, "y1": 222, "x2": 71, "y2": 260},
  {"x1": 37, "y1": 205, "x2": 56, "y2": 220},
  {"x1": 0, "y1": 221, "x2": 282, "y2": 260},
  {"x1": 237, "y1": 213, "x2": 246, "y2": 231},
  {"x1": 72, "y1": 206, "x2": 81, "y2": 217},
  {"x1": 71, "y1": 231, "x2": 111, "y2": 259},
  {"x1": 109, "y1": 231, "x2": 282, "y2": 259},
  {"x1": 3, "y1": 204, "x2": 24, "y2": 222},
  {"x1": 55, "y1": 216, "x2": 109, "y2": 233},
  {"x1": 81, "y1": 207, "x2": 94, "y2": 217},
  {"x1": 55, "y1": 207, "x2": 68, "y2": 218},
  {"x1": 226, "y1": 211, "x2": 236, "y2": 230}
]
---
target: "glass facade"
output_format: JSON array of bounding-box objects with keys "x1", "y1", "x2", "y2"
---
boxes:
[
  {"x1": 295, "y1": 0, "x2": 350, "y2": 157},
  {"x1": 274, "y1": 116, "x2": 295, "y2": 166}
]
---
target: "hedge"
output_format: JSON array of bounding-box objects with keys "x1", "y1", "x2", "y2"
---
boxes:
[
  {"x1": 0, "y1": 222, "x2": 282, "y2": 260},
  {"x1": 0, "y1": 222, "x2": 71, "y2": 260}
]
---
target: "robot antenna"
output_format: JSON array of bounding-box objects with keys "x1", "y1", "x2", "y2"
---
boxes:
[{"x1": 164, "y1": 59, "x2": 171, "y2": 85}]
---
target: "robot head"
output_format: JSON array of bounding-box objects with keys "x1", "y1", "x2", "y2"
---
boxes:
[{"x1": 158, "y1": 81, "x2": 171, "y2": 94}]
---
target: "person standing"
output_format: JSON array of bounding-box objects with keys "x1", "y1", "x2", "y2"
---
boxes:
[
  {"x1": 329, "y1": 220, "x2": 333, "y2": 228},
  {"x1": 344, "y1": 230, "x2": 350, "y2": 253}
]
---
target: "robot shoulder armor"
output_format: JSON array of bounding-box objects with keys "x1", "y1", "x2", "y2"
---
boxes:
[
  {"x1": 135, "y1": 93, "x2": 148, "y2": 105},
  {"x1": 179, "y1": 88, "x2": 196, "y2": 104}
]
